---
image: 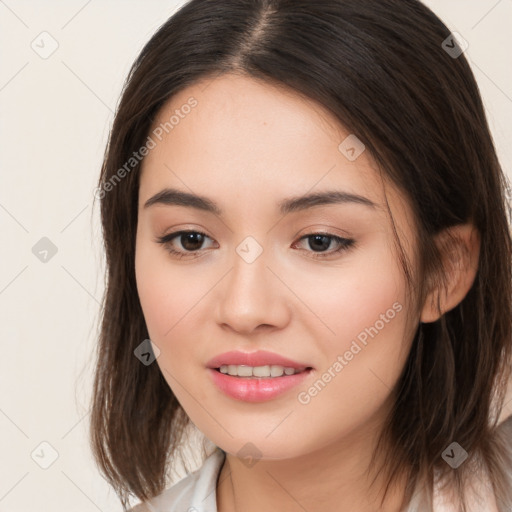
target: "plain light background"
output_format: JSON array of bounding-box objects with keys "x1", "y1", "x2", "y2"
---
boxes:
[{"x1": 1, "y1": 1, "x2": 511, "y2": 510}]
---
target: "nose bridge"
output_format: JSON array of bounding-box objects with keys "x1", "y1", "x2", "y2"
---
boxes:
[
  {"x1": 228, "y1": 237, "x2": 273, "y2": 308},
  {"x1": 215, "y1": 236, "x2": 288, "y2": 332}
]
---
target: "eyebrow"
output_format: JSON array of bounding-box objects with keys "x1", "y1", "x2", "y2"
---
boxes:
[{"x1": 143, "y1": 187, "x2": 378, "y2": 215}]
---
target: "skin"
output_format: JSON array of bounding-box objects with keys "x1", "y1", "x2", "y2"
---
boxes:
[{"x1": 135, "y1": 73, "x2": 480, "y2": 512}]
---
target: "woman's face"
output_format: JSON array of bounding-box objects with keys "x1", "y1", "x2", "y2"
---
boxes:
[{"x1": 135, "y1": 73, "x2": 420, "y2": 459}]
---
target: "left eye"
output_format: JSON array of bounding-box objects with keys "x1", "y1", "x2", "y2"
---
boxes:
[
  {"x1": 293, "y1": 233, "x2": 355, "y2": 258},
  {"x1": 156, "y1": 230, "x2": 355, "y2": 259}
]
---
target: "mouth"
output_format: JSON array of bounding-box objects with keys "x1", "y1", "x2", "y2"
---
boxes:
[
  {"x1": 208, "y1": 364, "x2": 314, "y2": 402},
  {"x1": 213, "y1": 365, "x2": 314, "y2": 379}
]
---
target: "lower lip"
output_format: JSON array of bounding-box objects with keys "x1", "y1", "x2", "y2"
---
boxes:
[{"x1": 207, "y1": 368, "x2": 313, "y2": 402}]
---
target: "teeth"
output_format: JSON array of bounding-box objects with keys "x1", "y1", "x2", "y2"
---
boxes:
[{"x1": 218, "y1": 364, "x2": 302, "y2": 378}]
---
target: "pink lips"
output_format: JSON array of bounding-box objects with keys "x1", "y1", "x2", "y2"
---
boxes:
[
  {"x1": 206, "y1": 350, "x2": 310, "y2": 371},
  {"x1": 206, "y1": 350, "x2": 314, "y2": 402}
]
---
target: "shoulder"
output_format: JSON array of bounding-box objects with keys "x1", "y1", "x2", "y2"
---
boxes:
[{"x1": 129, "y1": 447, "x2": 226, "y2": 512}]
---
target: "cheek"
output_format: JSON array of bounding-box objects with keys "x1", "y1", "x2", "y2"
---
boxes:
[
  {"x1": 293, "y1": 244, "x2": 410, "y2": 404},
  {"x1": 134, "y1": 240, "x2": 225, "y2": 403},
  {"x1": 298, "y1": 242, "x2": 406, "y2": 346},
  {"x1": 135, "y1": 241, "x2": 202, "y2": 345},
  {"x1": 322, "y1": 269, "x2": 404, "y2": 348}
]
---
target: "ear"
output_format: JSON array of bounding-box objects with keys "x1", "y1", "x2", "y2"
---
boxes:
[{"x1": 420, "y1": 223, "x2": 480, "y2": 323}]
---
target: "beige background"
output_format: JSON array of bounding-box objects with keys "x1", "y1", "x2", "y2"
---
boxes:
[{"x1": 1, "y1": 1, "x2": 511, "y2": 510}]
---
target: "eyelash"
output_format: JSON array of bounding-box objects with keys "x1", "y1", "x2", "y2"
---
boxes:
[{"x1": 155, "y1": 230, "x2": 356, "y2": 260}]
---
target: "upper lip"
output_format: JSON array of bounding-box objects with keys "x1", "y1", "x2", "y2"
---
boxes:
[{"x1": 206, "y1": 350, "x2": 312, "y2": 371}]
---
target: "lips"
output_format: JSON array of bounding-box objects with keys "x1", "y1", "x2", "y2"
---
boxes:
[
  {"x1": 208, "y1": 367, "x2": 313, "y2": 402},
  {"x1": 206, "y1": 350, "x2": 312, "y2": 372}
]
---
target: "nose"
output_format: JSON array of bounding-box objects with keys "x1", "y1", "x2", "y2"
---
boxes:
[{"x1": 215, "y1": 247, "x2": 291, "y2": 335}]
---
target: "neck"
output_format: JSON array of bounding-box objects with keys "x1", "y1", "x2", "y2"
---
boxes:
[{"x1": 216, "y1": 427, "x2": 409, "y2": 512}]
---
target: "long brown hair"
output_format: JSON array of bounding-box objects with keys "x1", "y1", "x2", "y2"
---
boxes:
[{"x1": 90, "y1": 0, "x2": 512, "y2": 510}]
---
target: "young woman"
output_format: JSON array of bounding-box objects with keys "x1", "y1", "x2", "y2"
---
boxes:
[{"x1": 90, "y1": 1, "x2": 512, "y2": 510}]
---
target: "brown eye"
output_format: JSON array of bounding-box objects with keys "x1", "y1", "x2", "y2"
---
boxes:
[
  {"x1": 179, "y1": 232, "x2": 206, "y2": 251},
  {"x1": 294, "y1": 233, "x2": 355, "y2": 259},
  {"x1": 156, "y1": 230, "x2": 216, "y2": 259}
]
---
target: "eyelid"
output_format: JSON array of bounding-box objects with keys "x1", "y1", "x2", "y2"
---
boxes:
[{"x1": 293, "y1": 224, "x2": 354, "y2": 240}]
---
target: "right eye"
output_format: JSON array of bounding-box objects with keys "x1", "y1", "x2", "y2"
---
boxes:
[{"x1": 156, "y1": 230, "x2": 217, "y2": 259}]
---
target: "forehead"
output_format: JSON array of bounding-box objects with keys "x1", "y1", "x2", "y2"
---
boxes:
[{"x1": 138, "y1": 73, "x2": 399, "y2": 217}]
